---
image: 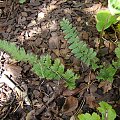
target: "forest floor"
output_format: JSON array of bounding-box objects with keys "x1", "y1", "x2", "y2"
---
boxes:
[{"x1": 0, "y1": 0, "x2": 120, "y2": 120}]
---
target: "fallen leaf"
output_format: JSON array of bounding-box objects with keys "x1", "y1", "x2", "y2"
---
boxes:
[
  {"x1": 49, "y1": 20, "x2": 58, "y2": 32},
  {"x1": 70, "y1": 115, "x2": 76, "y2": 120},
  {"x1": 84, "y1": 72, "x2": 96, "y2": 82},
  {"x1": 62, "y1": 96, "x2": 78, "y2": 114},
  {"x1": 85, "y1": 93, "x2": 96, "y2": 108},
  {"x1": 4, "y1": 63, "x2": 22, "y2": 79},
  {"x1": 98, "y1": 81, "x2": 112, "y2": 93},
  {"x1": 60, "y1": 48, "x2": 69, "y2": 57},
  {"x1": 26, "y1": 110, "x2": 37, "y2": 120},
  {"x1": 52, "y1": 49, "x2": 60, "y2": 57},
  {"x1": 104, "y1": 41, "x2": 115, "y2": 53},
  {"x1": 83, "y1": 3, "x2": 102, "y2": 13},
  {"x1": 81, "y1": 31, "x2": 89, "y2": 40},
  {"x1": 49, "y1": 32, "x2": 60, "y2": 49},
  {"x1": 63, "y1": 88, "x2": 80, "y2": 96},
  {"x1": 21, "y1": 12, "x2": 28, "y2": 17}
]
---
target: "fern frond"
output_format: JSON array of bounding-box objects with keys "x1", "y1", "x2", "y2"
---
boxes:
[
  {"x1": 0, "y1": 40, "x2": 79, "y2": 89},
  {"x1": 0, "y1": 40, "x2": 28, "y2": 62},
  {"x1": 97, "y1": 65, "x2": 116, "y2": 82},
  {"x1": 60, "y1": 18, "x2": 99, "y2": 70}
]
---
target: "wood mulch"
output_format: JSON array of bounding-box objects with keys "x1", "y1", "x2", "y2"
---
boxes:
[{"x1": 0, "y1": 0, "x2": 120, "y2": 120}]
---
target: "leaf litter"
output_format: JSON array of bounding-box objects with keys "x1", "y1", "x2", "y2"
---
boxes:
[{"x1": 0, "y1": 0, "x2": 120, "y2": 119}]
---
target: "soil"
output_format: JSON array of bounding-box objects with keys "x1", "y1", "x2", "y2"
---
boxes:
[{"x1": 0, "y1": 0, "x2": 120, "y2": 120}]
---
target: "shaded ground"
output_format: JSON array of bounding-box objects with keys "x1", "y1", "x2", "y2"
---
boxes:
[{"x1": 0, "y1": 0, "x2": 120, "y2": 120}]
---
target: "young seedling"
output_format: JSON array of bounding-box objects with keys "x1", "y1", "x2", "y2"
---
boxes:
[
  {"x1": 96, "y1": 0, "x2": 120, "y2": 39},
  {"x1": 78, "y1": 101, "x2": 116, "y2": 120}
]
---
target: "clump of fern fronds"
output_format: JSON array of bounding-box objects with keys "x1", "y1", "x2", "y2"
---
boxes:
[
  {"x1": 97, "y1": 64, "x2": 116, "y2": 82},
  {"x1": 0, "y1": 40, "x2": 79, "y2": 89},
  {"x1": 97, "y1": 43, "x2": 120, "y2": 82},
  {"x1": 60, "y1": 18, "x2": 99, "y2": 70}
]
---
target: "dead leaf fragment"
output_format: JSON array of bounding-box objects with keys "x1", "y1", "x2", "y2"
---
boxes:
[
  {"x1": 37, "y1": 12, "x2": 45, "y2": 21},
  {"x1": 63, "y1": 88, "x2": 80, "y2": 96},
  {"x1": 26, "y1": 110, "x2": 37, "y2": 120},
  {"x1": 62, "y1": 96, "x2": 78, "y2": 114},
  {"x1": 104, "y1": 41, "x2": 115, "y2": 53},
  {"x1": 70, "y1": 115, "x2": 76, "y2": 120},
  {"x1": 85, "y1": 93, "x2": 96, "y2": 108},
  {"x1": 21, "y1": 12, "x2": 28, "y2": 17},
  {"x1": 81, "y1": 31, "x2": 89, "y2": 40},
  {"x1": 98, "y1": 81, "x2": 112, "y2": 93},
  {"x1": 49, "y1": 32, "x2": 59, "y2": 49},
  {"x1": 83, "y1": 3, "x2": 102, "y2": 13},
  {"x1": 49, "y1": 20, "x2": 58, "y2": 32},
  {"x1": 4, "y1": 63, "x2": 22, "y2": 79}
]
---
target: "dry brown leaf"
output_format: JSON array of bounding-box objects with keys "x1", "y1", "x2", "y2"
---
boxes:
[
  {"x1": 70, "y1": 115, "x2": 76, "y2": 120},
  {"x1": 98, "y1": 81, "x2": 112, "y2": 93},
  {"x1": 26, "y1": 110, "x2": 37, "y2": 120},
  {"x1": 83, "y1": 3, "x2": 102, "y2": 13},
  {"x1": 60, "y1": 48, "x2": 70, "y2": 57},
  {"x1": 84, "y1": 72, "x2": 96, "y2": 82},
  {"x1": 62, "y1": 96, "x2": 78, "y2": 114},
  {"x1": 81, "y1": 31, "x2": 89, "y2": 40},
  {"x1": 90, "y1": 84, "x2": 97, "y2": 94},
  {"x1": 4, "y1": 63, "x2": 22, "y2": 79},
  {"x1": 63, "y1": 88, "x2": 80, "y2": 96},
  {"x1": 85, "y1": 93, "x2": 96, "y2": 108},
  {"x1": 52, "y1": 49, "x2": 60, "y2": 57},
  {"x1": 104, "y1": 41, "x2": 115, "y2": 53},
  {"x1": 49, "y1": 32, "x2": 60, "y2": 49}
]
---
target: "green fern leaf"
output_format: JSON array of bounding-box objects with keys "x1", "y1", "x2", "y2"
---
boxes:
[
  {"x1": 63, "y1": 69, "x2": 78, "y2": 89},
  {"x1": 97, "y1": 65, "x2": 116, "y2": 82},
  {"x1": 0, "y1": 40, "x2": 79, "y2": 89},
  {"x1": 60, "y1": 18, "x2": 99, "y2": 70}
]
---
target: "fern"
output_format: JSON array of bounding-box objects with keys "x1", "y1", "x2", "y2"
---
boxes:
[
  {"x1": 60, "y1": 18, "x2": 99, "y2": 70},
  {"x1": 0, "y1": 40, "x2": 79, "y2": 89},
  {"x1": 78, "y1": 101, "x2": 116, "y2": 120},
  {"x1": 97, "y1": 64, "x2": 116, "y2": 82},
  {"x1": 97, "y1": 43, "x2": 120, "y2": 82}
]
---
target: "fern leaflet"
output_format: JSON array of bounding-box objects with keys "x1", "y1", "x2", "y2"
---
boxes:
[
  {"x1": 60, "y1": 18, "x2": 99, "y2": 70},
  {"x1": 0, "y1": 40, "x2": 79, "y2": 89},
  {"x1": 97, "y1": 64, "x2": 116, "y2": 82}
]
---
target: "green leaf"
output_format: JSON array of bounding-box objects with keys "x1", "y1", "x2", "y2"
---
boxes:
[
  {"x1": 63, "y1": 69, "x2": 79, "y2": 89},
  {"x1": 60, "y1": 18, "x2": 98, "y2": 70},
  {"x1": 108, "y1": 0, "x2": 120, "y2": 15},
  {"x1": 97, "y1": 101, "x2": 116, "y2": 120},
  {"x1": 96, "y1": 10, "x2": 118, "y2": 31},
  {"x1": 97, "y1": 65, "x2": 116, "y2": 82},
  {"x1": 19, "y1": 0, "x2": 26, "y2": 4},
  {"x1": 115, "y1": 43, "x2": 120, "y2": 59},
  {"x1": 0, "y1": 39, "x2": 79, "y2": 90},
  {"x1": 78, "y1": 113, "x2": 100, "y2": 120}
]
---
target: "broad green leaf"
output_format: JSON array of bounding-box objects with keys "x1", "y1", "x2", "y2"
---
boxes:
[
  {"x1": 96, "y1": 10, "x2": 118, "y2": 31},
  {"x1": 98, "y1": 101, "x2": 116, "y2": 120}
]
